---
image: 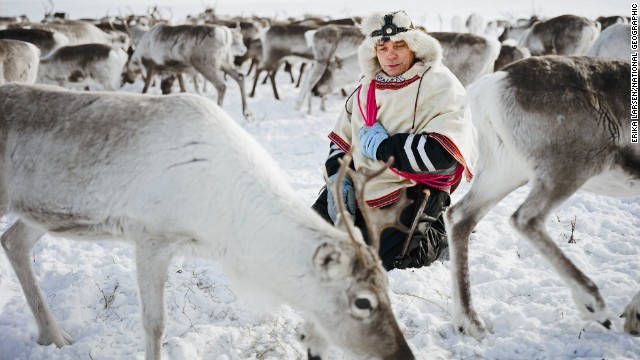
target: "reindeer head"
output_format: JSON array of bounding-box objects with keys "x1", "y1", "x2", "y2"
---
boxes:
[
  {"x1": 308, "y1": 239, "x2": 414, "y2": 359},
  {"x1": 312, "y1": 53, "x2": 359, "y2": 98},
  {"x1": 109, "y1": 31, "x2": 131, "y2": 51},
  {"x1": 622, "y1": 292, "x2": 640, "y2": 336},
  {"x1": 304, "y1": 152, "x2": 414, "y2": 359},
  {"x1": 121, "y1": 48, "x2": 144, "y2": 85}
]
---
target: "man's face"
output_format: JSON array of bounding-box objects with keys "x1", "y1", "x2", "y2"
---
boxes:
[{"x1": 375, "y1": 40, "x2": 415, "y2": 77}]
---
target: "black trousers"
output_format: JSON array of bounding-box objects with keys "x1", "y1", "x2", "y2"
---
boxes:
[{"x1": 312, "y1": 185, "x2": 450, "y2": 270}]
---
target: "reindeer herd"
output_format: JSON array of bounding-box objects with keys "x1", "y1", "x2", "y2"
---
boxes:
[{"x1": 0, "y1": 8, "x2": 637, "y2": 360}]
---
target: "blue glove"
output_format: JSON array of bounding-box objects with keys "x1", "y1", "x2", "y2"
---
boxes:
[
  {"x1": 359, "y1": 122, "x2": 389, "y2": 160},
  {"x1": 326, "y1": 174, "x2": 356, "y2": 224}
]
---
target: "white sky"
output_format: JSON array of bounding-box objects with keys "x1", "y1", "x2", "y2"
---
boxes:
[{"x1": 0, "y1": 0, "x2": 630, "y2": 29}]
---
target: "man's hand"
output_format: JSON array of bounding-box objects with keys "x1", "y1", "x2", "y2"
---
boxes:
[
  {"x1": 326, "y1": 174, "x2": 356, "y2": 224},
  {"x1": 359, "y1": 122, "x2": 389, "y2": 160}
]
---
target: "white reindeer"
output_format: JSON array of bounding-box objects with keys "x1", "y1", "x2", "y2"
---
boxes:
[
  {"x1": 586, "y1": 23, "x2": 631, "y2": 60},
  {"x1": 623, "y1": 292, "x2": 640, "y2": 336},
  {"x1": 37, "y1": 43, "x2": 128, "y2": 91},
  {"x1": 295, "y1": 24, "x2": 364, "y2": 114},
  {"x1": 445, "y1": 56, "x2": 639, "y2": 339},
  {"x1": 28, "y1": 20, "x2": 130, "y2": 51},
  {"x1": 0, "y1": 83, "x2": 414, "y2": 360},
  {"x1": 123, "y1": 23, "x2": 250, "y2": 118},
  {"x1": 0, "y1": 39, "x2": 40, "y2": 84},
  {"x1": 0, "y1": 27, "x2": 69, "y2": 57}
]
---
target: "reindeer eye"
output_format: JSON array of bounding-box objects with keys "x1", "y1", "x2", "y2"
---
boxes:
[
  {"x1": 350, "y1": 291, "x2": 379, "y2": 318},
  {"x1": 355, "y1": 298, "x2": 371, "y2": 310}
]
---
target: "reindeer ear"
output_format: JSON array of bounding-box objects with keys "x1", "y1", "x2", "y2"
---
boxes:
[{"x1": 313, "y1": 242, "x2": 351, "y2": 281}]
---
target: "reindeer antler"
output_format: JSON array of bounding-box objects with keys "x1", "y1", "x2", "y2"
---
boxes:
[
  {"x1": 346, "y1": 156, "x2": 411, "y2": 251},
  {"x1": 118, "y1": 9, "x2": 130, "y2": 34},
  {"x1": 325, "y1": 151, "x2": 365, "y2": 265},
  {"x1": 43, "y1": 0, "x2": 55, "y2": 19},
  {"x1": 327, "y1": 149, "x2": 412, "y2": 259}
]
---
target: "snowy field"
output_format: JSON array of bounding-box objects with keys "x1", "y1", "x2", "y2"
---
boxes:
[{"x1": 0, "y1": 1, "x2": 637, "y2": 359}]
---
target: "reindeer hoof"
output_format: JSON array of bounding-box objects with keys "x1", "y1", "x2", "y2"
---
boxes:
[
  {"x1": 454, "y1": 312, "x2": 488, "y2": 340},
  {"x1": 38, "y1": 328, "x2": 74, "y2": 348}
]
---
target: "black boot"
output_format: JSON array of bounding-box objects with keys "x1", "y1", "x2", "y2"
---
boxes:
[
  {"x1": 425, "y1": 214, "x2": 449, "y2": 262},
  {"x1": 393, "y1": 189, "x2": 450, "y2": 269}
]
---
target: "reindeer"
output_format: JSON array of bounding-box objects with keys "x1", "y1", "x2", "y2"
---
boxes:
[
  {"x1": 596, "y1": 15, "x2": 630, "y2": 31},
  {"x1": 444, "y1": 56, "x2": 639, "y2": 339},
  {"x1": 0, "y1": 39, "x2": 40, "y2": 84},
  {"x1": 493, "y1": 44, "x2": 530, "y2": 71},
  {"x1": 37, "y1": 43, "x2": 128, "y2": 91},
  {"x1": 123, "y1": 23, "x2": 250, "y2": 118},
  {"x1": 27, "y1": 20, "x2": 130, "y2": 51},
  {"x1": 586, "y1": 23, "x2": 631, "y2": 60},
  {"x1": 514, "y1": 15, "x2": 600, "y2": 56},
  {"x1": 430, "y1": 32, "x2": 500, "y2": 86},
  {"x1": 0, "y1": 83, "x2": 414, "y2": 360},
  {"x1": 464, "y1": 13, "x2": 484, "y2": 35},
  {"x1": 0, "y1": 27, "x2": 69, "y2": 57},
  {"x1": 497, "y1": 16, "x2": 539, "y2": 44},
  {"x1": 0, "y1": 15, "x2": 29, "y2": 29},
  {"x1": 296, "y1": 24, "x2": 365, "y2": 114},
  {"x1": 249, "y1": 23, "x2": 316, "y2": 100}
]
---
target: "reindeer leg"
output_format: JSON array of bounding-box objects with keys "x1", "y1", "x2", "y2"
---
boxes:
[
  {"x1": 142, "y1": 68, "x2": 156, "y2": 94},
  {"x1": 191, "y1": 74, "x2": 201, "y2": 94},
  {"x1": 295, "y1": 62, "x2": 307, "y2": 88},
  {"x1": 260, "y1": 72, "x2": 270, "y2": 85},
  {"x1": 295, "y1": 64, "x2": 312, "y2": 112},
  {"x1": 222, "y1": 64, "x2": 251, "y2": 119},
  {"x1": 177, "y1": 73, "x2": 187, "y2": 93},
  {"x1": 250, "y1": 68, "x2": 262, "y2": 98},
  {"x1": 284, "y1": 61, "x2": 294, "y2": 83},
  {"x1": 446, "y1": 165, "x2": 526, "y2": 339},
  {"x1": 201, "y1": 74, "x2": 208, "y2": 93},
  {"x1": 194, "y1": 63, "x2": 227, "y2": 107},
  {"x1": 1, "y1": 221, "x2": 73, "y2": 347},
  {"x1": 135, "y1": 239, "x2": 173, "y2": 360},
  {"x1": 510, "y1": 176, "x2": 611, "y2": 327},
  {"x1": 245, "y1": 59, "x2": 255, "y2": 76},
  {"x1": 269, "y1": 70, "x2": 280, "y2": 100}
]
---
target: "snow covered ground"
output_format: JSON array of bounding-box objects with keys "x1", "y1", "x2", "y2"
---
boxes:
[
  {"x1": 0, "y1": 1, "x2": 637, "y2": 359},
  {"x1": 1, "y1": 69, "x2": 638, "y2": 360}
]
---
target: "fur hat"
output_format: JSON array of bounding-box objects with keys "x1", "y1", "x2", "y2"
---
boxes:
[{"x1": 358, "y1": 10, "x2": 443, "y2": 79}]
